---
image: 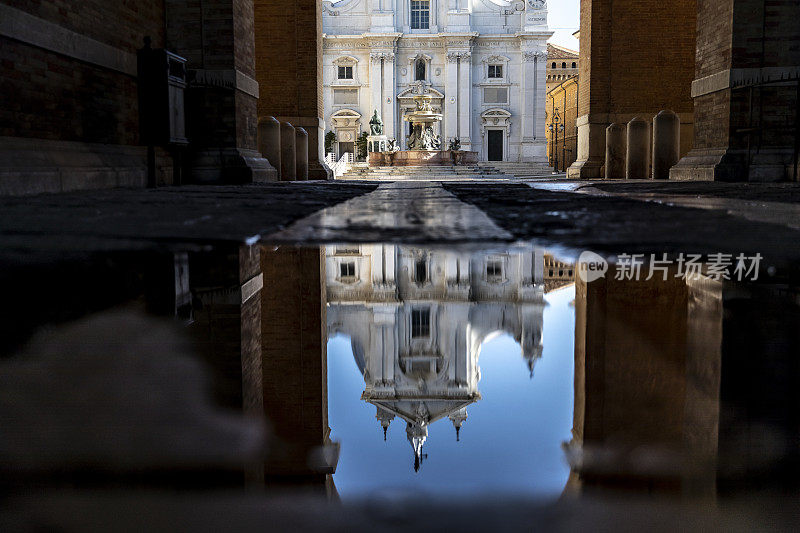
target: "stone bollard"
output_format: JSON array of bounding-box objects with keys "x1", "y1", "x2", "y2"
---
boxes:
[
  {"x1": 605, "y1": 123, "x2": 627, "y2": 179},
  {"x1": 279, "y1": 121, "x2": 296, "y2": 182},
  {"x1": 652, "y1": 110, "x2": 680, "y2": 180},
  {"x1": 295, "y1": 127, "x2": 308, "y2": 181},
  {"x1": 258, "y1": 116, "x2": 281, "y2": 181},
  {"x1": 626, "y1": 117, "x2": 649, "y2": 180}
]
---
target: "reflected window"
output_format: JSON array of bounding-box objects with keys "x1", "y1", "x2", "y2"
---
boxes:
[
  {"x1": 411, "y1": 308, "x2": 430, "y2": 338},
  {"x1": 415, "y1": 258, "x2": 427, "y2": 283},
  {"x1": 410, "y1": 0, "x2": 430, "y2": 30},
  {"x1": 488, "y1": 65, "x2": 502, "y2": 79},
  {"x1": 487, "y1": 260, "x2": 503, "y2": 281},
  {"x1": 340, "y1": 261, "x2": 356, "y2": 282}
]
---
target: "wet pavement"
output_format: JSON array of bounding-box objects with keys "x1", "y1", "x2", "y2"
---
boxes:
[{"x1": 2, "y1": 177, "x2": 800, "y2": 530}]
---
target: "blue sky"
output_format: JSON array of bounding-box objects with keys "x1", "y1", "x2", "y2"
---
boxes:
[
  {"x1": 547, "y1": 0, "x2": 580, "y2": 51},
  {"x1": 326, "y1": 285, "x2": 576, "y2": 501}
]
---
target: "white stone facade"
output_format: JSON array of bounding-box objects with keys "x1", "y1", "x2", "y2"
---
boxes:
[
  {"x1": 322, "y1": 1, "x2": 551, "y2": 162},
  {"x1": 325, "y1": 244, "x2": 546, "y2": 469}
]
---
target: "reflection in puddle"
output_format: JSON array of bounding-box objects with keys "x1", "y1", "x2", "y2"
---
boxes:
[
  {"x1": 1, "y1": 242, "x2": 799, "y2": 514},
  {"x1": 325, "y1": 245, "x2": 575, "y2": 496}
]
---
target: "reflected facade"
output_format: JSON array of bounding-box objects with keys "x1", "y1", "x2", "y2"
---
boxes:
[{"x1": 325, "y1": 244, "x2": 571, "y2": 470}]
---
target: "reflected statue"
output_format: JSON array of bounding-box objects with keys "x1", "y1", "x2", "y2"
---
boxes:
[{"x1": 326, "y1": 245, "x2": 570, "y2": 470}]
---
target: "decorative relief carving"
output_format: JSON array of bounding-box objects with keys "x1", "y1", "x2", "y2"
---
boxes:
[
  {"x1": 370, "y1": 52, "x2": 395, "y2": 64},
  {"x1": 522, "y1": 50, "x2": 547, "y2": 62}
]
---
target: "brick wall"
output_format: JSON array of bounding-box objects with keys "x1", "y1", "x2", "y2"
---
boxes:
[
  {"x1": 578, "y1": 0, "x2": 696, "y2": 117},
  {"x1": 685, "y1": 0, "x2": 800, "y2": 181},
  {"x1": 1, "y1": 1, "x2": 165, "y2": 145},
  {"x1": 253, "y1": 0, "x2": 321, "y2": 120}
]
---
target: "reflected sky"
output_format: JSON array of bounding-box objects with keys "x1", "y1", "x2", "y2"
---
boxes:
[{"x1": 327, "y1": 285, "x2": 575, "y2": 499}]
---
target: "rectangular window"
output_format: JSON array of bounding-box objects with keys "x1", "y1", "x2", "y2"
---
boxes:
[
  {"x1": 411, "y1": 309, "x2": 430, "y2": 338},
  {"x1": 488, "y1": 65, "x2": 503, "y2": 79},
  {"x1": 337, "y1": 66, "x2": 353, "y2": 80},
  {"x1": 340, "y1": 261, "x2": 356, "y2": 278},
  {"x1": 487, "y1": 260, "x2": 503, "y2": 280},
  {"x1": 483, "y1": 87, "x2": 508, "y2": 104},
  {"x1": 410, "y1": 0, "x2": 430, "y2": 30},
  {"x1": 333, "y1": 88, "x2": 358, "y2": 105}
]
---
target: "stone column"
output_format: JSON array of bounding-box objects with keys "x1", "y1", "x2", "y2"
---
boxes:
[
  {"x1": 254, "y1": 0, "x2": 332, "y2": 179},
  {"x1": 280, "y1": 122, "x2": 297, "y2": 182},
  {"x1": 520, "y1": 50, "x2": 537, "y2": 162},
  {"x1": 258, "y1": 116, "x2": 281, "y2": 181},
  {"x1": 444, "y1": 53, "x2": 460, "y2": 145},
  {"x1": 165, "y1": 0, "x2": 274, "y2": 184},
  {"x1": 652, "y1": 110, "x2": 680, "y2": 180},
  {"x1": 605, "y1": 123, "x2": 627, "y2": 179},
  {"x1": 458, "y1": 52, "x2": 472, "y2": 151},
  {"x1": 296, "y1": 127, "x2": 309, "y2": 181},
  {"x1": 626, "y1": 117, "x2": 649, "y2": 180},
  {"x1": 381, "y1": 54, "x2": 396, "y2": 139}
]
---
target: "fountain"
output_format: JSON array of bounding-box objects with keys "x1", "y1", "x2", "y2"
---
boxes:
[
  {"x1": 367, "y1": 90, "x2": 478, "y2": 167},
  {"x1": 404, "y1": 93, "x2": 442, "y2": 151}
]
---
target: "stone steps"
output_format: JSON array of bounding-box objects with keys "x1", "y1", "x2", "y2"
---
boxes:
[
  {"x1": 339, "y1": 164, "x2": 515, "y2": 181},
  {"x1": 476, "y1": 162, "x2": 555, "y2": 177}
]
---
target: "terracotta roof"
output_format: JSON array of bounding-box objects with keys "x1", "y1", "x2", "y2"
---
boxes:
[{"x1": 546, "y1": 43, "x2": 579, "y2": 59}]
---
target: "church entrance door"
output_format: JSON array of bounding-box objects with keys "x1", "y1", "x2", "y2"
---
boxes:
[{"x1": 488, "y1": 130, "x2": 503, "y2": 161}]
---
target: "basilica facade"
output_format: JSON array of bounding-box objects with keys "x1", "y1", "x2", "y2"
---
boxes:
[{"x1": 322, "y1": 0, "x2": 551, "y2": 163}]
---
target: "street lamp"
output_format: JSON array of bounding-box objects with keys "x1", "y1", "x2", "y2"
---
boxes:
[{"x1": 548, "y1": 108, "x2": 565, "y2": 173}]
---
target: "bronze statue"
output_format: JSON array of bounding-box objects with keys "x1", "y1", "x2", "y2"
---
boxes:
[{"x1": 369, "y1": 110, "x2": 384, "y2": 136}]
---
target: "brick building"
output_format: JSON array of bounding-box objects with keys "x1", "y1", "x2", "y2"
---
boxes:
[
  {"x1": 546, "y1": 43, "x2": 578, "y2": 94},
  {"x1": 671, "y1": 0, "x2": 800, "y2": 182},
  {"x1": 546, "y1": 73, "x2": 579, "y2": 173},
  {"x1": 567, "y1": 0, "x2": 697, "y2": 179}
]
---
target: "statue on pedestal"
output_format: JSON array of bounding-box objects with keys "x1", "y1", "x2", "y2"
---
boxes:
[{"x1": 369, "y1": 110, "x2": 384, "y2": 136}]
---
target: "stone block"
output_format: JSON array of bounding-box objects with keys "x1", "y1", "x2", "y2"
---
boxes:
[
  {"x1": 295, "y1": 127, "x2": 309, "y2": 181},
  {"x1": 652, "y1": 110, "x2": 680, "y2": 180},
  {"x1": 626, "y1": 117, "x2": 650, "y2": 180},
  {"x1": 605, "y1": 123, "x2": 626, "y2": 179},
  {"x1": 257, "y1": 116, "x2": 281, "y2": 180},
  {"x1": 280, "y1": 121, "x2": 297, "y2": 182}
]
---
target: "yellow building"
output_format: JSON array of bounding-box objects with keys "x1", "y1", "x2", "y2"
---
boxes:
[
  {"x1": 546, "y1": 43, "x2": 579, "y2": 94},
  {"x1": 546, "y1": 76, "x2": 579, "y2": 173}
]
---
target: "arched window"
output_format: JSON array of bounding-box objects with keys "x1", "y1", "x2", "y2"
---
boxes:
[
  {"x1": 551, "y1": 62, "x2": 556, "y2": 69},
  {"x1": 562, "y1": 62, "x2": 567, "y2": 68},
  {"x1": 415, "y1": 58, "x2": 426, "y2": 81},
  {"x1": 572, "y1": 62, "x2": 577, "y2": 68}
]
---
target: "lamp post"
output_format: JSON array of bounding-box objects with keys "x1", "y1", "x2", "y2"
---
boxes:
[{"x1": 548, "y1": 107, "x2": 565, "y2": 173}]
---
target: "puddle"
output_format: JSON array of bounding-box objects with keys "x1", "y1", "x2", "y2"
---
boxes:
[{"x1": 1, "y1": 240, "x2": 798, "y2": 508}]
